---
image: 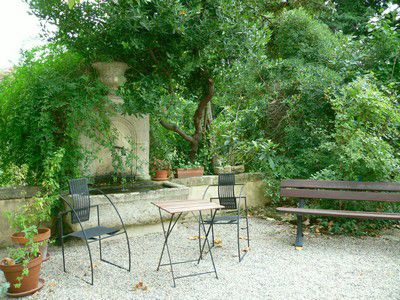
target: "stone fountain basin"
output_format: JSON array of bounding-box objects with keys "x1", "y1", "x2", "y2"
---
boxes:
[{"x1": 68, "y1": 181, "x2": 189, "y2": 231}]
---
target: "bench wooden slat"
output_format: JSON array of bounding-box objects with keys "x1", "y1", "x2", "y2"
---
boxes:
[
  {"x1": 280, "y1": 188, "x2": 400, "y2": 202},
  {"x1": 277, "y1": 207, "x2": 400, "y2": 220},
  {"x1": 281, "y1": 179, "x2": 400, "y2": 191}
]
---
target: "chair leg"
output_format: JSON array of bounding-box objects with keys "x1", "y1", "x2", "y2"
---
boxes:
[
  {"x1": 245, "y1": 209, "x2": 250, "y2": 248},
  {"x1": 237, "y1": 219, "x2": 241, "y2": 262},
  {"x1": 98, "y1": 229, "x2": 102, "y2": 262},
  {"x1": 84, "y1": 238, "x2": 94, "y2": 285},
  {"x1": 211, "y1": 222, "x2": 215, "y2": 247},
  {"x1": 97, "y1": 205, "x2": 103, "y2": 261},
  {"x1": 59, "y1": 216, "x2": 66, "y2": 273},
  {"x1": 125, "y1": 230, "x2": 132, "y2": 272}
]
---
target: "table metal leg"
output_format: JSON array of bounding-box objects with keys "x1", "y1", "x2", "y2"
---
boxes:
[
  {"x1": 198, "y1": 210, "x2": 218, "y2": 279},
  {"x1": 157, "y1": 208, "x2": 182, "y2": 287},
  {"x1": 198, "y1": 214, "x2": 202, "y2": 260},
  {"x1": 157, "y1": 208, "x2": 220, "y2": 287},
  {"x1": 198, "y1": 209, "x2": 218, "y2": 262}
]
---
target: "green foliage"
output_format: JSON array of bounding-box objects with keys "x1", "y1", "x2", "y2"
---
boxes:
[
  {"x1": 0, "y1": 164, "x2": 29, "y2": 187},
  {"x1": 209, "y1": 8, "x2": 400, "y2": 235},
  {"x1": 0, "y1": 46, "x2": 112, "y2": 186},
  {"x1": 364, "y1": 10, "x2": 400, "y2": 89},
  {"x1": 6, "y1": 149, "x2": 65, "y2": 232},
  {"x1": 318, "y1": 76, "x2": 400, "y2": 181},
  {"x1": 320, "y1": 0, "x2": 380, "y2": 34},
  {"x1": 271, "y1": 8, "x2": 340, "y2": 65},
  {"x1": 27, "y1": 0, "x2": 271, "y2": 160}
]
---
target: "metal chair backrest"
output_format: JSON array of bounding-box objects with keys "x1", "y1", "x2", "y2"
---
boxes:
[
  {"x1": 218, "y1": 173, "x2": 237, "y2": 209},
  {"x1": 69, "y1": 178, "x2": 91, "y2": 224}
]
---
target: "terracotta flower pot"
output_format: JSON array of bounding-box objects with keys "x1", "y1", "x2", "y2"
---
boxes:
[
  {"x1": 153, "y1": 170, "x2": 169, "y2": 181},
  {"x1": 176, "y1": 167, "x2": 204, "y2": 178},
  {"x1": 11, "y1": 228, "x2": 51, "y2": 262},
  {"x1": 0, "y1": 254, "x2": 42, "y2": 295}
]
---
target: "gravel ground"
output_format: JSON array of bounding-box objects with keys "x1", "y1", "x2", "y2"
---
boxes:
[{"x1": 1, "y1": 217, "x2": 399, "y2": 300}]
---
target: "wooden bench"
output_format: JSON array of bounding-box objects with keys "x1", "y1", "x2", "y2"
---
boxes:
[{"x1": 276, "y1": 179, "x2": 400, "y2": 249}]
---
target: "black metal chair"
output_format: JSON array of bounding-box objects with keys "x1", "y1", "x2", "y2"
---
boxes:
[
  {"x1": 58, "y1": 178, "x2": 131, "y2": 285},
  {"x1": 199, "y1": 173, "x2": 250, "y2": 262}
]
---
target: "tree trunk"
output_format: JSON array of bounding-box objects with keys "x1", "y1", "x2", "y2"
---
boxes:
[
  {"x1": 190, "y1": 140, "x2": 199, "y2": 161},
  {"x1": 160, "y1": 78, "x2": 214, "y2": 161}
]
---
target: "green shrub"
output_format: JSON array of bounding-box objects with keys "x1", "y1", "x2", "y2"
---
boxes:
[
  {"x1": 319, "y1": 76, "x2": 400, "y2": 181},
  {"x1": 272, "y1": 8, "x2": 340, "y2": 65},
  {"x1": 0, "y1": 46, "x2": 112, "y2": 186}
]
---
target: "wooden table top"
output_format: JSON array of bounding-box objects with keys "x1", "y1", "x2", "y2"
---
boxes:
[{"x1": 152, "y1": 200, "x2": 224, "y2": 214}]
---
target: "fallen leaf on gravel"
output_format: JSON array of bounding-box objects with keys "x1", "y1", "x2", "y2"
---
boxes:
[
  {"x1": 48, "y1": 282, "x2": 57, "y2": 288},
  {"x1": 133, "y1": 281, "x2": 148, "y2": 291},
  {"x1": 92, "y1": 263, "x2": 98, "y2": 269},
  {"x1": 188, "y1": 235, "x2": 204, "y2": 240},
  {"x1": 242, "y1": 247, "x2": 250, "y2": 253},
  {"x1": 214, "y1": 239, "x2": 222, "y2": 247}
]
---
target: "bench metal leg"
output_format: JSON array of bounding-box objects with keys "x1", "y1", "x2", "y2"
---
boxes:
[
  {"x1": 295, "y1": 199, "x2": 305, "y2": 249},
  {"x1": 295, "y1": 215, "x2": 303, "y2": 248}
]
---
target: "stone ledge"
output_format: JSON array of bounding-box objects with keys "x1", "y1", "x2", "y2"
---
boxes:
[
  {"x1": 171, "y1": 172, "x2": 264, "y2": 186},
  {"x1": 0, "y1": 186, "x2": 38, "y2": 200}
]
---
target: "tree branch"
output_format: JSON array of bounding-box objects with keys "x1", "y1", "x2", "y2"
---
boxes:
[{"x1": 159, "y1": 119, "x2": 195, "y2": 143}]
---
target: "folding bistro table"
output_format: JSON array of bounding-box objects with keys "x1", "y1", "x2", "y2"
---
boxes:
[{"x1": 152, "y1": 200, "x2": 224, "y2": 287}]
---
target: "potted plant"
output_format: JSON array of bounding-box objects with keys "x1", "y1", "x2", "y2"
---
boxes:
[
  {"x1": 0, "y1": 226, "x2": 45, "y2": 297},
  {"x1": 152, "y1": 158, "x2": 171, "y2": 181},
  {"x1": 175, "y1": 161, "x2": 204, "y2": 178},
  {"x1": 6, "y1": 149, "x2": 64, "y2": 263},
  {"x1": 7, "y1": 193, "x2": 53, "y2": 262}
]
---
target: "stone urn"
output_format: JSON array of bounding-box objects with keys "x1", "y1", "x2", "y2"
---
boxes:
[{"x1": 92, "y1": 62, "x2": 129, "y2": 90}]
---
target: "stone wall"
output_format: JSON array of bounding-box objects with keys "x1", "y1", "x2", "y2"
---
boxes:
[
  {"x1": 172, "y1": 173, "x2": 269, "y2": 208},
  {"x1": 0, "y1": 173, "x2": 268, "y2": 247},
  {"x1": 0, "y1": 186, "x2": 38, "y2": 247}
]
